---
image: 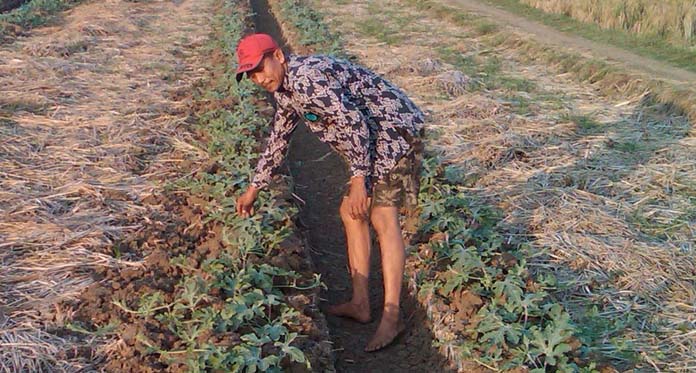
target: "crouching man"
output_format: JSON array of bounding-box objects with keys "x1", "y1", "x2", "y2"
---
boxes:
[{"x1": 234, "y1": 33, "x2": 424, "y2": 352}]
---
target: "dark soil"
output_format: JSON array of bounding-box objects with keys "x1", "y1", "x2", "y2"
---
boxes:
[
  {"x1": 250, "y1": 0, "x2": 456, "y2": 371},
  {"x1": 69, "y1": 188, "x2": 332, "y2": 372},
  {"x1": 0, "y1": 0, "x2": 28, "y2": 13}
]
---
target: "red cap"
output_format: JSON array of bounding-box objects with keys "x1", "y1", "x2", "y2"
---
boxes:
[{"x1": 235, "y1": 33, "x2": 279, "y2": 82}]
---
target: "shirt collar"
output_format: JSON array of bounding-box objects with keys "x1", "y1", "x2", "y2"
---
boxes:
[{"x1": 277, "y1": 54, "x2": 299, "y2": 93}]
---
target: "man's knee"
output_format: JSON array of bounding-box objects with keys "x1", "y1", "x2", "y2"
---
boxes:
[
  {"x1": 370, "y1": 206, "x2": 399, "y2": 234},
  {"x1": 339, "y1": 198, "x2": 355, "y2": 223}
]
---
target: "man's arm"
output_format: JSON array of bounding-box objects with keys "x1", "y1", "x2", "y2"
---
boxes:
[
  {"x1": 251, "y1": 104, "x2": 300, "y2": 189},
  {"x1": 237, "y1": 104, "x2": 299, "y2": 217}
]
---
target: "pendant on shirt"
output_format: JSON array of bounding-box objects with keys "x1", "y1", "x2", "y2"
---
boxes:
[{"x1": 303, "y1": 112, "x2": 319, "y2": 122}]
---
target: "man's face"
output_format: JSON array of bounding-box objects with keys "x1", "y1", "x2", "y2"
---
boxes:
[{"x1": 248, "y1": 49, "x2": 285, "y2": 93}]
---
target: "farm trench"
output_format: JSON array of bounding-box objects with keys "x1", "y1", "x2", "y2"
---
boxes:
[
  {"x1": 250, "y1": 0, "x2": 455, "y2": 371},
  {"x1": 0, "y1": 0, "x2": 28, "y2": 13}
]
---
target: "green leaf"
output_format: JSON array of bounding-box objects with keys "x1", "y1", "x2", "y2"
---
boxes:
[
  {"x1": 284, "y1": 346, "x2": 306, "y2": 363},
  {"x1": 492, "y1": 274, "x2": 524, "y2": 313},
  {"x1": 529, "y1": 305, "x2": 575, "y2": 366}
]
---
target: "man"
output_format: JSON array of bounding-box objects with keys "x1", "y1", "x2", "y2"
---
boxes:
[{"x1": 234, "y1": 33, "x2": 424, "y2": 352}]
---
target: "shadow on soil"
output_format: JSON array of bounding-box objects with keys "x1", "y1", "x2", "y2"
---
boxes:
[
  {"x1": 533, "y1": 95, "x2": 692, "y2": 243},
  {"x1": 0, "y1": 0, "x2": 28, "y2": 13},
  {"x1": 250, "y1": 0, "x2": 455, "y2": 371}
]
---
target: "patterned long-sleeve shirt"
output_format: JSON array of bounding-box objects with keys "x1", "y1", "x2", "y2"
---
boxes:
[{"x1": 251, "y1": 54, "x2": 425, "y2": 189}]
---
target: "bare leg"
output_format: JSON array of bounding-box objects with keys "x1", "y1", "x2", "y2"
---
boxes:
[
  {"x1": 365, "y1": 205, "x2": 406, "y2": 352},
  {"x1": 326, "y1": 197, "x2": 372, "y2": 323}
]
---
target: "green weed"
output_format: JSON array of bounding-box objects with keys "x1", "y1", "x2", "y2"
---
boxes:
[
  {"x1": 0, "y1": 118, "x2": 19, "y2": 136},
  {"x1": 562, "y1": 113, "x2": 602, "y2": 135},
  {"x1": 474, "y1": 21, "x2": 498, "y2": 35},
  {"x1": 629, "y1": 205, "x2": 696, "y2": 241},
  {"x1": 504, "y1": 94, "x2": 533, "y2": 115},
  {"x1": 1, "y1": 99, "x2": 48, "y2": 115},
  {"x1": 356, "y1": 17, "x2": 402, "y2": 45},
  {"x1": 611, "y1": 140, "x2": 643, "y2": 154},
  {"x1": 435, "y1": 46, "x2": 539, "y2": 94},
  {"x1": 500, "y1": 76, "x2": 536, "y2": 92}
]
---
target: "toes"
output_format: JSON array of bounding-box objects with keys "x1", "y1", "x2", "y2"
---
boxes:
[
  {"x1": 365, "y1": 319, "x2": 406, "y2": 352},
  {"x1": 364, "y1": 339, "x2": 389, "y2": 352},
  {"x1": 326, "y1": 303, "x2": 371, "y2": 323},
  {"x1": 364, "y1": 331, "x2": 398, "y2": 352},
  {"x1": 364, "y1": 339, "x2": 382, "y2": 352}
]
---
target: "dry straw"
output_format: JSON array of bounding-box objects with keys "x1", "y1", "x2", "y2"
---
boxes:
[
  {"x1": 521, "y1": 0, "x2": 696, "y2": 45},
  {"x1": 314, "y1": 0, "x2": 696, "y2": 370},
  {"x1": 0, "y1": 0, "x2": 212, "y2": 370}
]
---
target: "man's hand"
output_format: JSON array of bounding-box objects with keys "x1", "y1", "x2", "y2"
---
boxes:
[
  {"x1": 236, "y1": 186, "x2": 259, "y2": 218},
  {"x1": 347, "y1": 176, "x2": 369, "y2": 220}
]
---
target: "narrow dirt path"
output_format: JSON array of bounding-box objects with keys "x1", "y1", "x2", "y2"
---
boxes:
[
  {"x1": 250, "y1": 0, "x2": 455, "y2": 371},
  {"x1": 285, "y1": 106, "x2": 454, "y2": 373},
  {"x1": 440, "y1": 0, "x2": 696, "y2": 86}
]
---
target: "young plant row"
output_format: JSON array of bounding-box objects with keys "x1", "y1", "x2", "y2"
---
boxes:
[
  {"x1": 276, "y1": 0, "x2": 343, "y2": 56},
  {"x1": 416, "y1": 160, "x2": 594, "y2": 372},
  {"x1": 273, "y1": 0, "x2": 595, "y2": 371},
  {"x1": 111, "y1": 1, "x2": 316, "y2": 372}
]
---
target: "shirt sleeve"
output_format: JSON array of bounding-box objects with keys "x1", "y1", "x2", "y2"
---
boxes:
[
  {"x1": 250, "y1": 104, "x2": 299, "y2": 189},
  {"x1": 299, "y1": 69, "x2": 371, "y2": 178}
]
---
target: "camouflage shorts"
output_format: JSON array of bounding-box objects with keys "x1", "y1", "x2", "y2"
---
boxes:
[
  {"x1": 372, "y1": 138, "x2": 423, "y2": 212},
  {"x1": 345, "y1": 135, "x2": 424, "y2": 233}
]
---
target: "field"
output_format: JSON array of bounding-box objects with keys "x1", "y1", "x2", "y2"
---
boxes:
[
  {"x1": 473, "y1": 0, "x2": 696, "y2": 74},
  {"x1": 274, "y1": 0, "x2": 695, "y2": 370},
  {"x1": 1, "y1": 0, "x2": 331, "y2": 371},
  {"x1": 1, "y1": 0, "x2": 694, "y2": 372},
  {"x1": 519, "y1": 0, "x2": 696, "y2": 46}
]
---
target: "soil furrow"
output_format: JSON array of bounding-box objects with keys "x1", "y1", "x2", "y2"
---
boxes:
[
  {"x1": 0, "y1": 0, "x2": 28, "y2": 13},
  {"x1": 250, "y1": 0, "x2": 455, "y2": 371}
]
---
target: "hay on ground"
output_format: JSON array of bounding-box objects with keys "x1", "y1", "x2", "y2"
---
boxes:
[{"x1": 0, "y1": 0, "x2": 212, "y2": 370}]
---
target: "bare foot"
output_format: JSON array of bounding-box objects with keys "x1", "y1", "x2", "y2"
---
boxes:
[
  {"x1": 364, "y1": 309, "x2": 405, "y2": 352},
  {"x1": 327, "y1": 301, "x2": 371, "y2": 323}
]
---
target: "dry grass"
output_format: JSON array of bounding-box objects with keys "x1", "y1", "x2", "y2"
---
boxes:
[
  {"x1": 415, "y1": 0, "x2": 696, "y2": 127},
  {"x1": 313, "y1": 0, "x2": 696, "y2": 370},
  {"x1": 0, "y1": 0, "x2": 212, "y2": 370},
  {"x1": 521, "y1": 0, "x2": 696, "y2": 45},
  {"x1": 0, "y1": 319, "x2": 88, "y2": 372}
]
